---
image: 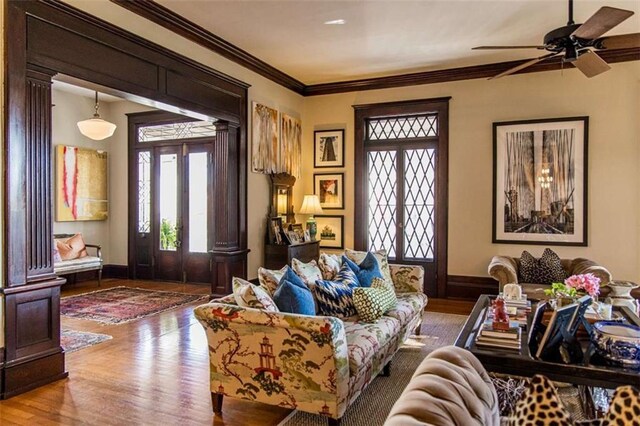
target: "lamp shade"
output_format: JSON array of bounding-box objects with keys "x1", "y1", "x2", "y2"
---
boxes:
[
  {"x1": 299, "y1": 195, "x2": 323, "y2": 215},
  {"x1": 77, "y1": 118, "x2": 117, "y2": 141}
]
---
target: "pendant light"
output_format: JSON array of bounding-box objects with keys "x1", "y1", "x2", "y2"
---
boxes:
[{"x1": 77, "y1": 91, "x2": 116, "y2": 140}]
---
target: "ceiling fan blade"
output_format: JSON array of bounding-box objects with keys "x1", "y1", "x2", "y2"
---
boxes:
[
  {"x1": 596, "y1": 33, "x2": 640, "y2": 49},
  {"x1": 473, "y1": 46, "x2": 545, "y2": 50},
  {"x1": 572, "y1": 6, "x2": 634, "y2": 40},
  {"x1": 573, "y1": 50, "x2": 611, "y2": 78},
  {"x1": 489, "y1": 52, "x2": 560, "y2": 80}
]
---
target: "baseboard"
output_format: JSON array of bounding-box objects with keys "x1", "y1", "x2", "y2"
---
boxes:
[
  {"x1": 103, "y1": 264, "x2": 129, "y2": 279},
  {"x1": 447, "y1": 275, "x2": 499, "y2": 300},
  {"x1": 1, "y1": 351, "x2": 68, "y2": 399}
]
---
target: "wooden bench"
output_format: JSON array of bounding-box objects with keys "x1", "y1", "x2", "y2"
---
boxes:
[{"x1": 53, "y1": 234, "x2": 103, "y2": 286}]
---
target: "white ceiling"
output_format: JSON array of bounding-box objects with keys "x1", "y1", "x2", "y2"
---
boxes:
[
  {"x1": 156, "y1": 0, "x2": 640, "y2": 84},
  {"x1": 52, "y1": 80, "x2": 123, "y2": 102}
]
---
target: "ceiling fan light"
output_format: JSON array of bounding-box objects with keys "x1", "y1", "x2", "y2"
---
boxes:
[
  {"x1": 77, "y1": 117, "x2": 117, "y2": 140},
  {"x1": 564, "y1": 45, "x2": 578, "y2": 62}
]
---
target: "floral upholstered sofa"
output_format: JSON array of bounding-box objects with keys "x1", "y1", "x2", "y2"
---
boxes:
[{"x1": 194, "y1": 263, "x2": 427, "y2": 425}]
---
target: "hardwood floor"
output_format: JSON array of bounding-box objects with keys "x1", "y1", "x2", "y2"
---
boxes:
[
  {"x1": 0, "y1": 279, "x2": 291, "y2": 426},
  {"x1": 0, "y1": 280, "x2": 472, "y2": 425}
]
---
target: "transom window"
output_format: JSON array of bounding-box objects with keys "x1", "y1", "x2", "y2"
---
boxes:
[
  {"x1": 138, "y1": 120, "x2": 217, "y2": 142},
  {"x1": 367, "y1": 114, "x2": 438, "y2": 141}
]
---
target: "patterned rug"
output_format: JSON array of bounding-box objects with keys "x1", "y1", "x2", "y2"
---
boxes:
[
  {"x1": 278, "y1": 312, "x2": 467, "y2": 426},
  {"x1": 61, "y1": 329, "x2": 112, "y2": 353},
  {"x1": 61, "y1": 286, "x2": 207, "y2": 325}
]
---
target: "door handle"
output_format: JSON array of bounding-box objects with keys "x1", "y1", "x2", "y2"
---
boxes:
[{"x1": 176, "y1": 240, "x2": 182, "y2": 248}]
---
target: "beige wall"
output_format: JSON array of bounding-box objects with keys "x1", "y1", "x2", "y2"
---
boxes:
[
  {"x1": 301, "y1": 62, "x2": 640, "y2": 281},
  {"x1": 65, "y1": 0, "x2": 305, "y2": 277},
  {"x1": 52, "y1": 88, "x2": 153, "y2": 265}
]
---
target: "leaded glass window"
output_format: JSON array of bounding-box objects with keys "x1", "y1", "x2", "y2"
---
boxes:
[
  {"x1": 367, "y1": 151, "x2": 397, "y2": 258},
  {"x1": 138, "y1": 120, "x2": 216, "y2": 142},
  {"x1": 403, "y1": 149, "x2": 436, "y2": 260},
  {"x1": 367, "y1": 114, "x2": 437, "y2": 141},
  {"x1": 137, "y1": 151, "x2": 151, "y2": 233}
]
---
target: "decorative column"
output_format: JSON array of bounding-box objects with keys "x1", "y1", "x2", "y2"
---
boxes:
[{"x1": 209, "y1": 121, "x2": 249, "y2": 296}]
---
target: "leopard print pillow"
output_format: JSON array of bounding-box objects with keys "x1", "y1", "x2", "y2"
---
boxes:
[
  {"x1": 506, "y1": 375, "x2": 572, "y2": 426},
  {"x1": 519, "y1": 248, "x2": 567, "y2": 285},
  {"x1": 580, "y1": 386, "x2": 640, "y2": 426}
]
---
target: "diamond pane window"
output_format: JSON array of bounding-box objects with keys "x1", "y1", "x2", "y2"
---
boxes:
[
  {"x1": 404, "y1": 149, "x2": 436, "y2": 260},
  {"x1": 367, "y1": 150, "x2": 397, "y2": 257},
  {"x1": 138, "y1": 121, "x2": 216, "y2": 142},
  {"x1": 367, "y1": 114, "x2": 437, "y2": 141},
  {"x1": 137, "y1": 151, "x2": 151, "y2": 233}
]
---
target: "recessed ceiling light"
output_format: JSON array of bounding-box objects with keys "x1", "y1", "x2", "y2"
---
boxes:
[{"x1": 324, "y1": 19, "x2": 346, "y2": 25}]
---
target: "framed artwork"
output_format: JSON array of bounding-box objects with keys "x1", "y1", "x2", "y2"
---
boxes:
[
  {"x1": 314, "y1": 129, "x2": 344, "y2": 168},
  {"x1": 315, "y1": 215, "x2": 344, "y2": 249},
  {"x1": 251, "y1": 102, "x2": 279, "y2": 174},
  {"x1": 281, "y1": 114, "x2": 302, "y2": 177},
  {"x1": 314, "y1": 172, "x2": 344, "y2": 209},
  {"x1": 268, "y1": 217, "x2": 285, "y2": 245},
  {"x1": 55, "y1": 145, "x2": 108, "y2": 221},
  {"x1": 493, "y1": 117, "x2": 588, "y2": 246}
]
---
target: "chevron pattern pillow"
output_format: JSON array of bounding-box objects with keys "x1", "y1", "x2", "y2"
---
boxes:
[
  {"x1": 313, "y1": 280, "x2": 358, "y2": 319},
  {"x1": 353, "y1": 277, "x2": 397, "y2": 322}
]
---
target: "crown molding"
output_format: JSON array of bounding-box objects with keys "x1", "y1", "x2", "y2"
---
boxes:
[
  {"x1": 304, "y1": 48, "x2": 640, "y2": 96},
  {"x1": 110, "y1": 0, "x2": 306, "y2": 95},
  {"x1": 106, "y1": 1, "x2": 640, "y2": 97}
]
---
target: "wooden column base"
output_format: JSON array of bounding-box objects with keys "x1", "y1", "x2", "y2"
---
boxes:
[{"x1": 1, "y1": 351, "x2": 68, "y2": 399}]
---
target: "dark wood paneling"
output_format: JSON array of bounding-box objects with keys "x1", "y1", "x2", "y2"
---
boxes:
[
  {"x1": 110, "y1": 0, "x2": 305, "y2": 95},
  {"x1": 304, "y1": 48, "x2": 640, "y2": 96},
  {"x1": 25, "y1": 69, "x2": 57, "y2": 283},
  {"x1": 102, "y1": 265, "x2": 129, "y2": 279},
  {"x1": 1, "y1": 351, "x2": 67, "y2": 399},
  {"x1": 210, "y1": 250, "x2": 250, "y2": 297},
  {"x1": 446, "y1": 275, "x2": 499, "y2": 300}
]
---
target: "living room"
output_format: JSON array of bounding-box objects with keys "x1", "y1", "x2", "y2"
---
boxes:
[{"x1": 1, "y1": 0, "x2": 639, "y2": 425}]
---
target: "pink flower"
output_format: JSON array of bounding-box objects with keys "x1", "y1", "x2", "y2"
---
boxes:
[{"x1": 564, "y1": 273, "x2": 600, "y2": 297}]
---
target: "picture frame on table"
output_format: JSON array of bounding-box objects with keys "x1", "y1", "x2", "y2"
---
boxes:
[
  {"x1": 287, "y1": 231, "x2": 301, "y2": 245},
  {"x1": 268, "y1": 217, "x2": 285, "y2": 245},
  {"x1": 303, "y1": 230, "x2": 311, "y2": 242},
  {"x1": 315, "y1": 215, "x2": 344, "y2": 249},
  {"x1": 314, "y1": 172, "x2": 344, "y2": 210},
  {"x1": 314, "y1": 129, "x2": 344, "y2": 168},
  {"x1": 493, "y1": 117, "x2": 588, "y2": 246}
]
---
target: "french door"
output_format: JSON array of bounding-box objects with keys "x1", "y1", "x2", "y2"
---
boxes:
[
  {"x1": 130, "y1": 113, "x2": 217, "y2": 284},
  {"x1": 354, "y1": 98, "x2": 450, "y2": 297}
]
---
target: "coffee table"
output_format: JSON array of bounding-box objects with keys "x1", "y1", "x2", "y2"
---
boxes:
[{"x1": 454, "y1": 294, "x2": 640, "y2": 389}]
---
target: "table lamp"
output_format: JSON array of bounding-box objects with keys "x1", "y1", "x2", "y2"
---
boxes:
[{"x1": 299, "y1": 195, "x2": 323, "y2": 240}]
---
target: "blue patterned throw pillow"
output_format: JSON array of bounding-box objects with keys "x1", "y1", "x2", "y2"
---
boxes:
[
  {"x1": 342, "y1": 252, "x2": 383, "y2": 287},
  {"x1": 313, "y1": 280, "x2": 358, "y2": 319},
  {"x1": 273, "y1": 279, "x2": 315, "y2": 315}
]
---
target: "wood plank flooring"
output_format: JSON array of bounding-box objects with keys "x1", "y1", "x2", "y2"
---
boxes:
[{"x1": 0, "y1": 280, "x2": 473, "y2": 425}]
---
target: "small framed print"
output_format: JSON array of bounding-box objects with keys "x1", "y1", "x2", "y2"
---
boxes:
[
  {"x1": 314, "y1": 129, "x2": 344, "y2": 168},
  {"x1": 314, "y1": 172, "x2": 344, "y2": 210},
  {"x1": 315, "y1": 215, "x2": 344, "y2": 249}
]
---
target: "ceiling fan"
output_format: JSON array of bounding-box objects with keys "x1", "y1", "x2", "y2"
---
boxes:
[{"x1": 474, "y1": 0, "x2": 640, "y2": 79}]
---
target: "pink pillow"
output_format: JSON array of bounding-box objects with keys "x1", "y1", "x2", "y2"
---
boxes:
[{"x1": 56, "y1": 234, "x2": 88, "y2": 261}]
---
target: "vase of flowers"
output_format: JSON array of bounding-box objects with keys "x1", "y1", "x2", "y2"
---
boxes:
[{"x1": 544, "y1": 273, "x2": 601, "y2": 308}]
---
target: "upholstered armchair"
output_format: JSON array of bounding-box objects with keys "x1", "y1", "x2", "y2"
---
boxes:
[{"x1": 488, "y1": 256, "x2": 612, "y2": 295}]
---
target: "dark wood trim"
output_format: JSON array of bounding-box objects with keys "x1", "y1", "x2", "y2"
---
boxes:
[
  {"x1": 1, "y1": 351, "x2": 68, "y2": 399},
  {"x1": 103, "y1": 265, "x2": 129, "y2": 279},
  {"x1": 102, "y1": 0, "x2": 638, "y2": 96},
  {"x1": 447, "y1": 275, "x2": 499, "y2": 300},
  {"x1": 109, "y1": 0, "x2": 305, "y2": 95},
  {"x1": 353, "y1": 97, "x2": 450, "y2": 298},
  {"x1": 304, "y1": 48, "x2": 640, "y2": 96}
]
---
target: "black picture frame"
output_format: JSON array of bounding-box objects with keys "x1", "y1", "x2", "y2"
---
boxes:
[
  {"x1": 314, "y1": 129, "x2": 345, "y2": 168},
  {"x1": 492, "y1": 116, "x2": 588, "y2": 246},
  {"x1": 315, "y1": 215, "x2": 344, "y2": 249},
  {"x1": 314, "y1": 172, "x2": 344, "y2": 210}
]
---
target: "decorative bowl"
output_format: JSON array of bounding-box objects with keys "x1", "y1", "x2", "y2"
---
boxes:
[{"x1": 591, "y1": 321, "x2": 640, "y2": 367}]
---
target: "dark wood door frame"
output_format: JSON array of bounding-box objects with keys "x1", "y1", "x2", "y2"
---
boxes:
[
  {"x1": 3, "y1": 0, "x2": 249, "y2": 398},
  {"x1": 353, "y1": 97, "x2": 451, "y2": 298}
]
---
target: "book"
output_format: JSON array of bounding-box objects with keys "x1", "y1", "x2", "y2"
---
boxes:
[
  {"x1": 480, "y1": 326, "x2": 521, "y2": 340},
  {"x1": 475, "y1": 337, "x2": 521, "y2": 350}
]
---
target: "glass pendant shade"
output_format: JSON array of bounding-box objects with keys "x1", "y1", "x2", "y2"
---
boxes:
[{"x1": 77, "y1": 91, "x2": 116, "y2": 140}]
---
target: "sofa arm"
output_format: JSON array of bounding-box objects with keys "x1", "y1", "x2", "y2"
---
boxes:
[
  {"x1": 570, "y1": 258, "x2": 612, "y2": 286},
  {"x1": 84, "y1": 243, "x2": 102, "y2": 260},
  {"x1": 194, "y1": 303, "x2": 351, "y2": 419},
  {"x1": 488, "y1": 256, "x2": 518, "y2": 290},
  {"x1": 389, "y1": 264, "x2": 424, "y2": 293}
]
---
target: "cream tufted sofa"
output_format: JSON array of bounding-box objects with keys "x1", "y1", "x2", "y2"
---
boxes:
[{"x1": 385, "y1": 346, "x2": 500, "y2": 426}]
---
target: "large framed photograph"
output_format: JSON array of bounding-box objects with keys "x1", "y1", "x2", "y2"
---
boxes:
[
  {"x1": 314, "y1": 173, "x2": 344, "y2": 209},
  {"x1": 493, "y1": 117, "x2": 588, "y2": 246},
  {"x1": 315, "y1": 215, "x2": 344, "y2": 249},
  {"x1": 314, "y1": 129, "x2": 344, "y2": 168}
]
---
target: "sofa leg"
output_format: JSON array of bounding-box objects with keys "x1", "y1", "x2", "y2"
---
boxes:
[
  {"x1": 211, "y1": 392, "x2": 223, "y2": 414},
  {"x1": 328, "y1": 418, "x2": 341, "y2": 426},
  {"x1": 380, "y1": 361, "x2": 391, "y2": 377},
  {"x1": 98, "y1": 269, "x2": 102, "y2": 287},
  {"x1": 414, "y1": 321, "x2": 423, "y2": 336}
]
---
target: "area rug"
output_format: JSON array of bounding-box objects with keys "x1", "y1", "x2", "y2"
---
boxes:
[
  {"x1": 278, "y1": 312, "x2": 467, "y2": 426},
  {"x1": 61, "y1": 329, "x2": 112, "y2": 353},
  {"x1": 61, "y1": 286, "x2": 207, "y2": 325}
]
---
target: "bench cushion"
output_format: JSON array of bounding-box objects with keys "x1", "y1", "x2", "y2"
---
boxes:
[{"x1": 54, "y1": 256, "x2": 102, "y2": 274}]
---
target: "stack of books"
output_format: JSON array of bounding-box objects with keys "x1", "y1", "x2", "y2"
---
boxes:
[{"x1": 475, "y1": 322, "x2": 522, "y2": 351}]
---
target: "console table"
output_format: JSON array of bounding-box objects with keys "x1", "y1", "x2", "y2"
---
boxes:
[{"x1": 264, "y1": 240, "x2": 320, "y2": 270}]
